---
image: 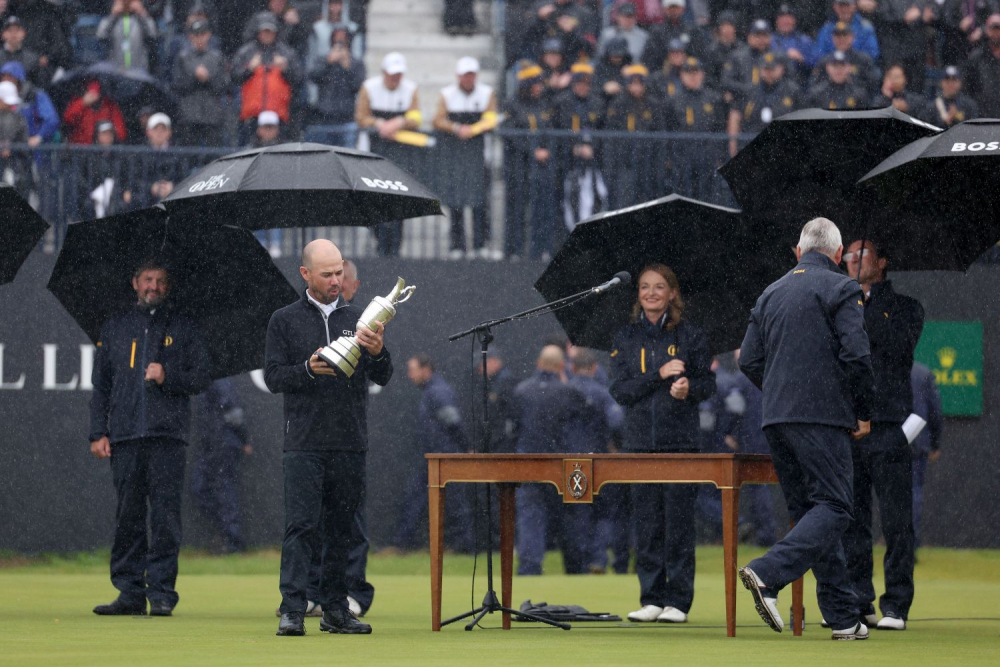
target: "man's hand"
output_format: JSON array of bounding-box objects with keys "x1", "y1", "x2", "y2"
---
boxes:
[
  {"x1": 928, "y1": 450, "x2": 941, "y2": 462},
  {"x1": 669, "y1": 376, "x2": 689, "y2": 400},
  {"x1": 457, "y1": 124, "x2": 474, "y2": 140},
  {"x1": 195, "y1": 64, "x2": 210, "y2": 82},
  {"x1": 27, "y1": 135, "x2": 42, "y2": 147},
  {"x1": 243, "y1": 444, "x2": 254, "y2": 456},
  {"x1": 309, "y1": 348, "x2": 337, "y2": 376},
  {"x1": 604, "y1": 80, "x2": 621, "y2": 96},
  {"x1": 904, "y1": 6, "x2": 921, "y2": 23},
  {"x1": 357, "y1": 320, "x2": 385, "y2": 356},
  {"x1": 724, "y1": 435, "x2": 739, "y2": 451},
  {"x1": 377, "y1": 116, "x2": 405, "y2": 139},
  {"x1": 658, "y1": 359, "x2": 685, "y2": 380},
  {"x1": 248, "y1": 53, "x2": 263, "y2": 70},
  {"x1": 851, "y1": 419, "x2": 871, "y2": 440},
  {"x1": 91, "y1": 436, "x2": 111, "y2": 459},
  {"x1": 83, "y1": 90, "x2": 100, "y2": 106},
  {"x1": 273, "y1": 54, "x2": 288, "y2": 71},
  {"x1": 285, "y1": 7, "x2": 300, "y2": 24},
  {"x1": 858, "y1": 0, "x2": 877, "y2": 12},
  {"x1": 574, "y1": 143, "x2": 594, "y2": 160},
  {"x1": 786, "y1": 47, "x2": 805, "y2": 62},
  {"x1": 145, "y1": 363, "x2": 165, "y2": 385},
  {"x1": 534, "y1": 147, "x2": 550, "y2": 162}
]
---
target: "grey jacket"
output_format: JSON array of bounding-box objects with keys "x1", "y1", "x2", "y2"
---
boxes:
[
  {"x1": 172, "y1": 47, "x2": 230, "y2": 126},
  {"x1": 97, "y1": 12, "x2": 158, "y2": 72}
]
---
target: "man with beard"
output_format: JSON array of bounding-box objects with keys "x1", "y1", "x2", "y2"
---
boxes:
[{"x1": 89, "y1": 259, "x2": 211, "y2": 617}]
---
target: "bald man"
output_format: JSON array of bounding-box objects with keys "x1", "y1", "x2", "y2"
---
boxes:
[
  {"x1": 512, "y1": 345, "x2": 588, "y2": 575},
  {"x1": 264, "y1": 240, "x2": 394, "y2": 637}
]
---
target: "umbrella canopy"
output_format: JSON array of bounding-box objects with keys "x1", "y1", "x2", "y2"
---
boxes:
[
  {"x1": 856, "y1": 118, "x2": 1000, "y2": 270},
  {"x1": 47, "y1": 207, "x2": 298, "y2": 379},
  {"x1": 160, "y1": 143, "x2": 443, "y2": 230},
  {"x1": 49, "y1": 61, "x2": 178, "y2": 117},
  {"x1": 720, "y1": 107, "x2": 940, "y2": 239},
  {"x1": 534, "y1": 195, "x2": 790, "y2": 355},
  {"x1": 0, "y1": 184, "x2": 49, "y2": 285}
]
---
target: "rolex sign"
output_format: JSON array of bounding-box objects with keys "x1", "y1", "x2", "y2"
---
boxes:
[{"x1": 914, "y1": 321, "x2": 984, "y2": 416}]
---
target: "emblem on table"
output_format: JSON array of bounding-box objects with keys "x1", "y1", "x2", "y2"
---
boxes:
[
  {"x1": 568, "y1": 463, "x2": 588, "y2": 499},
  {"x1": 318, "y1": 276, "x2": 415, "y2": 377}
]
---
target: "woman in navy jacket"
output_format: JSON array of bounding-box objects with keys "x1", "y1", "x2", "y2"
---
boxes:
[{"x1": 610, "y1": 263, "x2": 715, "y2": 624}]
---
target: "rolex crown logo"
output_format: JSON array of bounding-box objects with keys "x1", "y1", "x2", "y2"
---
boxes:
[{"x1": 938, "y1": 346, "x2": 957, "y2": 369}]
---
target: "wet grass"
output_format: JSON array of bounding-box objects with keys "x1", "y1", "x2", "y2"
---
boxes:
[{"x1": 0, "y1": 547, "x2": 997, "y2": 666}]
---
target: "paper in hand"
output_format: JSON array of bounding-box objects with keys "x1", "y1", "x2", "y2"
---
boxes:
[{"x1": 902, "y1": 413, "x2": 927, "y2": 445}]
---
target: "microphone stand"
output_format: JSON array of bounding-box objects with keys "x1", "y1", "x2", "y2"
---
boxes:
[{"x1": 443, "y1": 284, "x2": 609, "y2": 631}]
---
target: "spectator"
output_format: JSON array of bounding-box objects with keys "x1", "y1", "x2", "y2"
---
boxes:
[
  {"x1": 252, "y1": 111, "x2": 283, "y2": 256},
  {"x1": 604, "y1": 64, "x2": 664, "y2": 209},
  {"x1": 0, "y1": 61, "x2": 57, "y2": 148},
  {"x1": 243, "y1": 2, "x2": 309, "y2": 58},
  {"x1": 721, "y1": 19, "x2": 775, "y2": 105},
  {"x1": 133, "y1": 112, "x2": 182, "y2": 208},
  {"x1": 909, "y1": 361, "x2": 943, "y2": 548},
  {"x1": 598, "y1": 2, "x2": 648, "y2": 62},
  {"x1": 814, "y1": 0, "x2": 881, "y2": 63},
  {"x1": 522, "y1": 0, "x2": 593, "y2": 64},
  {"x1": 873, "y1": 0, "x2": 935, "y2": 92},
  {"x1": 593, "y1": 36, "x2": 631, "y2": 104},
  {"x1": 648, "y1": 38, "x2": 687, "y2": 102},
  {"x1": 540, "y1": 36, "x2": 571, "y2": 97},
  {"x1": 0, "y1": 79, "x2": 29, "y2": 196},
  {"x1": 642, "y1": 0, "x2": 709, "y2": 74},
  {"x1": 161, "y1": 6, "x2": 224, "y2": 82},
  {"x1": 870, "y1": 63, "x2": 929, "y2": 120},
  {"x1": 310, "y1": 0, "x2": 362, "y2": 67},
  {"x1": 727, "y1": 51, "x2": 802, "y2": 157},
  {"x1": 0, "y1": 16, "x2": 40, "y2": 85},
  {"x1": 809, "y1": 22, "x2": 881, "y2": 96},
  {"x1": 433, "y1": 56, "x2": 497, "y2": 259},
  {"x1": 97, "y1": 0, "x2": 159, "y2": 72},
  {"x1": 807, "y1": 50, "x2": 867, "y2": 108},
  {"x1": 355, "y1": 51, "x2": 420, "y2": 257},
  {"x1": 443, "y1": 0, "x2": 477, "y2": 35},
  {"x1": 63, "y1": 80, "x2": 128, "y2": 144},
  {"x1": 232, "y1": 12, "x2": 304, "y2": 142},
  {"x1": 705, "y1": 11, "x2": 748, "y2": 87},
  {"x1": 82, "y1": 119, "x2": 133, "y2": 219},
  {"x1": 927, "y1": 65, "x2": 979, "y2": 126},
  {"x1": 307, "y1": 24, "x2": 364, "y2": 147},
  {"x1": 611, "y1": 0, "x2": 665, "y2": 28},
  {"x1": 665, "y1": 56, "x2": 726, "y2": 201},
  {"x1": 772, "y1": 4, "x2": 816, "y2": 78},
  {"x1": 553, "y1": 62, "x2": 608, "y2": 229},
  {"x1": 503, "y1": 63, "x2": 557, "y2": 260},
  {"x1": 16, "y1": 0, "x2": 72, "y2": 86},
  {"x1": 172, "y1": 19, "x2": 229, "y2": 148},
  {"x1": 964, "y1": 13, "x2": 1000, "y2": 117},
  {"x1": 940, "y1": 0, "x2": 1000, "y2": 65}
]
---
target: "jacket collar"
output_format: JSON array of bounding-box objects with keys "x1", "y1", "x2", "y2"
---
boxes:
[
  {"x1": 868, "y1": 279, "x2": 894, "y2": 301},
  {"x1": 797, "y1": 251, "x2": 844, "y2": 274},
  {"x1": 301, "y1": 289, "x2": 346, "y2": 312}
]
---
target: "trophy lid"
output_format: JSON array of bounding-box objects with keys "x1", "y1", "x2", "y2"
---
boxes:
[{"x1": 386, "y1": 277, "x2": 415, "y2": 304}]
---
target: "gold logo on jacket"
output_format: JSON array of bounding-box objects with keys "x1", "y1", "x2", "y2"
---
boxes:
[
  {"x1": 667, "y1": 344, "x2": 677, "y2": 356},
  {"x1": 164, "y1": 335, "x2": 174, "y2": 347}
]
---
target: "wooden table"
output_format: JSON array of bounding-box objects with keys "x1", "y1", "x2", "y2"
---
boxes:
[{"x1": 427, "y1": 453, "x2": 803, "y2": 637}]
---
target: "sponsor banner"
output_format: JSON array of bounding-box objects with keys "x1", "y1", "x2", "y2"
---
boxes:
[{"x1": 914, "y1": 321, "x2": 984, "y2": 416}]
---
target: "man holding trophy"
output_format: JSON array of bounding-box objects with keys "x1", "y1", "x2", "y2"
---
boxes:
[{"x1": 264, "y1": 239, "x2": 412, "y2": 636}]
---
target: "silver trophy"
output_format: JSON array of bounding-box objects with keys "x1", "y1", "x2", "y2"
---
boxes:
[{"x1": 318, "y1": 277, "x2": 415, "y2": 377}]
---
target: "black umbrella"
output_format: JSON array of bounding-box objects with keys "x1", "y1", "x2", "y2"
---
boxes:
[
  {"x1": 0, "y1": 184, "x2": 49, "y2": 285},
  {"x1": 48, "y1": 62, "x2": 178, "y2": 117},
  {"x1": 47, "y1": 206, "x2": 299, "y2": 379},
  {"x1": 160, "y1": 143, "x2": 443, "y2": 230},
  {"x1": 534, "y1": 195, "x2": 790, "y2": 355},
  {"x1": 855, "y1": 118, "x2": 1000, "y2": 270},
  {"x1": 720, "y1": 107, "x2": 940, "y2": 239}
]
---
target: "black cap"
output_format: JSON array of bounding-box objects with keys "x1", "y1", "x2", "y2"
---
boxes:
[
  {"x1": 3, "y1": 15, "x2": 22, "y2": 29},
  {"x1": 542, "y1": 37, "x2": 563, "y2": 53},
  {"x1": 618, "y1": 2, "x2": 637, "y2": 17},
  {"x1": 761, "y1": 51, "x2": 785, "y2": 68},
  {"x1": 681, "y1": 56, "x2": 703, "y2": 72},
  {"x1": 776, "y1": 4, "x2": 795, "y2": 16},
  {"x1": 187, "y1": 19, "x2": 210, "y2": 34},
  {"x1": 605, "y1": 36, "x2": 629, "y2": 56},
  {"x1": 667, "y1": 38, "x2": 686, "y2": 52},
  {"x1": 833, "y1": 21, "x2": 853, "y2": 34},
  {"x1": 749, "y1": 19, "x2": 771, "y2": 34},
  {"x1": 943, "y1": 65, "x2": 962, "y2": 80},
  {"x1": 717, "y1": 10, "x2": 740, "y2": 27}
]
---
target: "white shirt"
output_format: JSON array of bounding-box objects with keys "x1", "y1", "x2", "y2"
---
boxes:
[{"x1": 307, "y1": 291, "x2": 339, "y2": 318}]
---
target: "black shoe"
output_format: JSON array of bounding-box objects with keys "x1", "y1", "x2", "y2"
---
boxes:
[
  {"x1": 320, "y1": 608, "x2": 372, "y2": 635},
  {"x1": 276, "y1": 612, "x2": 306, "y2": 636},
  {"x1": 93, "y1": 598, "x2": 147, "y2": 616},
  {"x1": 149, "y1": 602, "x2": 173, "y2": 617}
]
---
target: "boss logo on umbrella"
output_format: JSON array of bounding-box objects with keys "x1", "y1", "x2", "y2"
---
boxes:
[
  {"x1": 950, "y1": 142, "x2": 1000, "y2": 152},
  {"x1": 187, "y1": 174, "x2": 231, "y2": 193},
  {"x1": 360, "y1": 177, "x2": 409, "y2": 192}
]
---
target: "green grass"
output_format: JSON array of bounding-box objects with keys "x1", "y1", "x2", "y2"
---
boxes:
[{"x1": 1, "y1": 547, "x2": 997, "y2": 666}]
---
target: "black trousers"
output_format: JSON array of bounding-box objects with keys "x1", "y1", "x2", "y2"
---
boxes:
[
  {"x1": 109, "y1": 437, "x2": 186, "y2": 608},
  {"x1": 844, "y1": 423, "x2": 915, "y2": 619},
  {"x1": 748, "y1": 424, "x2": 857, "y2": 630},
  {"x1": 307, "y1": 507, "x2": 376, "y2": 613},
  {"x1": 279, "y1": 450, "x2": 365, "y2": 613}
]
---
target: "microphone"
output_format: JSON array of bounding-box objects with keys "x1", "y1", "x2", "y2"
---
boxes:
[{"x1": 593, "y1": 271, "x2": 631, "y2": 294}]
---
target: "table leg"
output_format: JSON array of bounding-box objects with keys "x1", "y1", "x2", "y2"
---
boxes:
[
  {"x1": 792, "y1": 574, "x2": 804, "y2": 635},
  {"x1": 722, "y1": 487, "x2": 740, "y2": 638},
  {"x1": 498, "y1": 483, "x2": 515, "y2": 631},
  {"x1": 430, "y1": 484, "x2": 445, "y2": 631}
]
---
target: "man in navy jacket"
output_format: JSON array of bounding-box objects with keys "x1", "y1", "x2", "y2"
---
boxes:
[
  {"x1": 265, "y1": 239, "x2": 392, "y2": 637},
  {"x1": 89, "y1": 259, "x2": 211, "y2": 617},
  {"x1": 738, "y1": 217, "x2": 875, "y2": 640}
]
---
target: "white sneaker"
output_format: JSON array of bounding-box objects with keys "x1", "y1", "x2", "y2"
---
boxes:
[
  {"x1": 305, "y1": 600, "x2": 323, "y2": 617},
  {"x1": 864, "y1": 612, "x2": 879, "y2": 626},
  {"x1": 627, "y1": 605, "x2": 664, "y2": 622},
  {"x1": 738, "y1": 566, "x2": 784, "y2": 632},
  {"x1": 832, "y1": 622, "x2": 869, "y2": 640},
  {"x1": 347, "y1": 596, "x2": 362, "y2": 617},
  {"x1": 876, "y1": 614, "x2": 905, "y2": 630},
  {"x1": 656, "y1": 606, "x2": 687, "y2": 623}
]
